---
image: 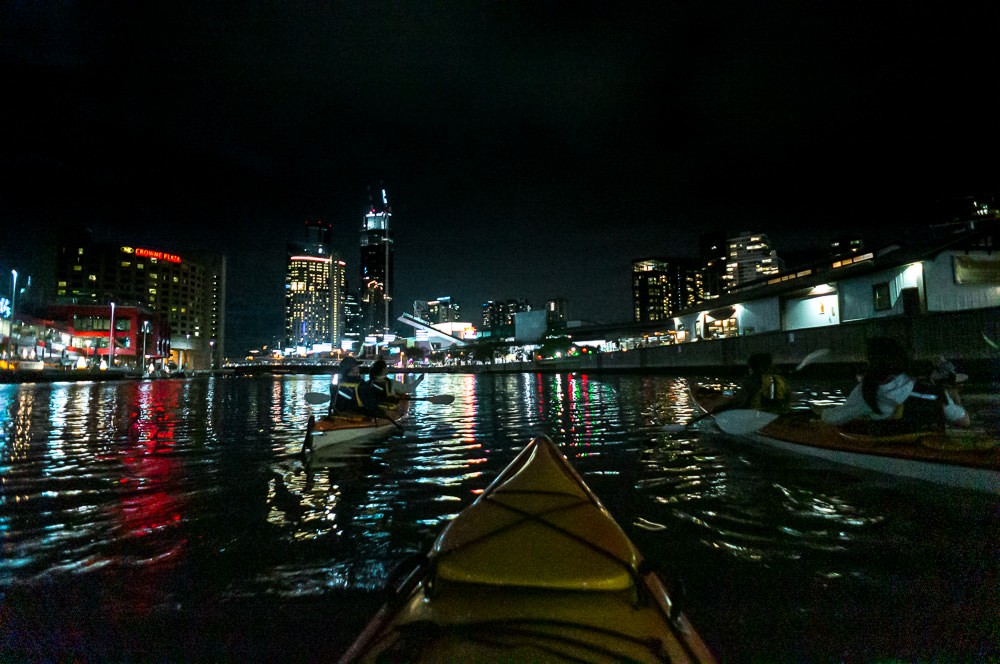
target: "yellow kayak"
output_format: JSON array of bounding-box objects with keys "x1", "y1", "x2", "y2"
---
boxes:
[{"x1": 339, "y1": 435, "x2": 715, "y2": 663}]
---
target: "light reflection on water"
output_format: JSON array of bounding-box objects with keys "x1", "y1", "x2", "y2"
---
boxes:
[{"x1": 0, "y1": 372, "x2": 997, "y2": 661}]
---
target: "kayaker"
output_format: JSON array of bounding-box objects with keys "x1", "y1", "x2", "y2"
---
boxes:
[
  {"x1": 816, "y1": 337, "x2": 969, "y2": 432},
  {"x1": 331, "y1": 356, "x2": 380, "y2": 417},
  {"x1": 716, "y1": 353, "x2": 791, "y2": 414},
  {"x1": 367, "y1": 359, "x2": 422, "y2": 404}
]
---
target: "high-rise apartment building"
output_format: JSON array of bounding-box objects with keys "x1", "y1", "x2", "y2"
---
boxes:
[
  {"x1": 359, "y1": 185, "x2": 394, "y2": 338},
  {"x1": 54, "y1": 231, "x2": 225, "y2": 369},
  {"x1": 284, "y1": 220, "x2": 342, "y2": 353},
  {"x1": 481, "y1": 299, "x2": 532, "y2": 336},
  {"x1": 632, "y1": 258, "x2": 699, "y2": 322},
  {"x1": 724, "y1": 232, "x2": 782, "y2": 288}
]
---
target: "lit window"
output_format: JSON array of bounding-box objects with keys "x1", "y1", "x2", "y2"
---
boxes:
[{"x1": 73, "y1": 265, "x2": 82, "y2": 271}]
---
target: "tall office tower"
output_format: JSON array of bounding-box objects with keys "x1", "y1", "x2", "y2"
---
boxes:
[
  {"x1": 724, "y1": 232, "x2": 782, "y2": 289},
  {"x1": 331, "y1": 258, "x2": 346, "y2": 348},
  {"x1": 359, "y1": 185, "x2": 394, "y2": 338},
  {"x1": 284, "y1": 220, "x2": 339, "y2": 352},
  {"x1": 342, "y1": 285, "x2": 363, "y2": 350},
  {"x1": 54, "y1": 231, "x2": 226, "y2": 369},
  {"x1": 632, "y1": 258, "x2": 698, "y2": 322}
]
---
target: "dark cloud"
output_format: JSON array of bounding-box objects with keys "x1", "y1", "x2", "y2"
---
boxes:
[{"x1": 2, "y1": 1, "x2": 997, "y2": 352}]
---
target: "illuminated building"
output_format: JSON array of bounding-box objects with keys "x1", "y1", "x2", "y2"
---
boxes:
[
  {"x1": 359, "y1": 185, "x2": 394, "y2": 338},
  {"x1": 481, "y1": 299, "x2": 531, "y2": 335},
  {"x1": 631, "y1": 258, "x2": 698, "y2": 323},
  {"x1": 342, "y1": 287, "x2": 363, "y2": 350},
  {"x1": 284, "y1": 219, "x2": 343, "y2": 353},
  {"x1": 697, "y1": 232, "x2": 728, "y2": 301},
  {"x1": 724, "y1": 232, "x2": 783, "y2": 288},
  {"x1": 545, "y1": 298, "x2": 568, "y2": 326},
  {"x1": 416, "y1": 296, "x2": 461, "y2": 325},
  {"x1": 54, "y1": 232, "x2": 225, "y2": 369}
]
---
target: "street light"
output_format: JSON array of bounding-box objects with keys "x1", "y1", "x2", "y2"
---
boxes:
[
  {"x1": 9, "y1": 269, "x2": 17, "y2": 360},
  {"x1": 141, "y1": 320, "x2": 150, "y2": 373},
  {"x1": 109, "y1": 302, "x2": 115, "y2": 367}
]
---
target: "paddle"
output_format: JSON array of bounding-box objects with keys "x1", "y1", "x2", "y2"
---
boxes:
[
  {"x1": 662, "y1": 348, "x2": 830, "y2": 433},
  {"x1": 711, "y1": 409, "x2": 781, "y2": 435},
  {"x1": 304, "y1": 392, "x2": 454, "y2": 405}
]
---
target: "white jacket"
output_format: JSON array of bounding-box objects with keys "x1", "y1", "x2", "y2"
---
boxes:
[
  {"x1": 821, "y1": 374, "x2": 915, "y2": 425},
  {"x1": 821, "y1": 373, "x2": 969, "y2": 426}
]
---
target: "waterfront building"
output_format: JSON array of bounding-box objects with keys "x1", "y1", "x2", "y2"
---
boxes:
[
  {"x1": 284, "y1": 219, "x2": 343, "y2": 354},
  {"x1": 359, "y1": 185, "x2": 394, "y2": 339},
  {"x1": 723, "y1": 232, "x2": 783, "y2": 289},
  {"x1": 671, "y1": 220, "x2": 999, "y2": 346},
  {"x1": 44, "y1": 303, "x2": 168, "y2": 370},
  {"x1": 54, "y1": 232, "x2": 225, "y2": 370}
]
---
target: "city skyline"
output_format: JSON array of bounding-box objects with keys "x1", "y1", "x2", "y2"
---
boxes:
[{"x1": 2, "y1": 3, "x2": 998, "y2": 354}]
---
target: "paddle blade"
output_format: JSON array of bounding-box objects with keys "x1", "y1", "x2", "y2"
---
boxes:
[
  {"x1": 713, "y1": 410, "x2": 780, "y2": 435},
  {"x1": 305, "y1": 391, "x2": 331, "y2": 405},
  {"x1": 794, "y1": 348, "x2": 830, "y2": 372},
  {"x1": 423, "y1": 394, "x2": 454, "y2": 405}
]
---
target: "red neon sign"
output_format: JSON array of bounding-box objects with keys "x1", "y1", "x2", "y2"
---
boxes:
[{"x1": 135, "y1": 248, "x2": 182, "y2": 263}]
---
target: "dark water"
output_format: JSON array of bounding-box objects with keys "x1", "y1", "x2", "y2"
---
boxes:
[{"x1": 1, "y1": 373, "x2": 996, "y2": 662}]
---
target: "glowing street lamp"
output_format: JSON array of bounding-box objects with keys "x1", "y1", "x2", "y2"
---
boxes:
[
  {"x1": 7, "y1": 269, "x2": 16, "y2": 360},
  {"x1": 141, "y1": 320, "x2": 151, "y2": 371},
  {"x1": 109, "y1": 302, "x2": 115, "y2": 367}
]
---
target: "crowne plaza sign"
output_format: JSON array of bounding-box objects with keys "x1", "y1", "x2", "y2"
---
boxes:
[{"x1": 121, "y1": 246, "x2": 182, "y2": 263}]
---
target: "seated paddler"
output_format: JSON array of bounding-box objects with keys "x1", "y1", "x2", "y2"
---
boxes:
[
  {"x1": 367, "y1": 359, "x2": 421, "y2": 406},
  {"x1": 715, "y1": 353, "x2": 792, "y2": 415},
  {"x1": 814, "y1": 337, "x2": 969, "y2": 434},
  {"x1": 330, "y1": 356, "x2": 380, "y2": 418}
]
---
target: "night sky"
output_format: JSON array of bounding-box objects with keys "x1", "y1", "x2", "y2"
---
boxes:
[{"x1": 2, "y1": 2, "x2": 997, "y2": 354}]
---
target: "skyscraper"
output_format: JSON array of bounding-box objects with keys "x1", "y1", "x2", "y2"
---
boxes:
[
  {"x1": 284, "y1": 219, "x2": 341, "y2": 352},
  {"x1": 724, "y1": 232, "x2": 782, "y2": 288},
  {"x1": 359, "y1": 185, "x2": 394, "y2": 338}
]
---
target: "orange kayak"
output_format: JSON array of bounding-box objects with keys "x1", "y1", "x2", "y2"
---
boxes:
[{"x1": 690, "y1": 385, "x2": 999, "y2": 494}]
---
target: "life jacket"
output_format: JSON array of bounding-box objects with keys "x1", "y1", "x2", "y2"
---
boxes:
[
  {"x1": 334, "y1": 379, "x2": 367, "y2": 414},
  {"x1": 369, "y1": 377, "x2": 395, "y2": 404},
  {"x1": 749, "y1": 373, "x2": 791, "y2": 413}
]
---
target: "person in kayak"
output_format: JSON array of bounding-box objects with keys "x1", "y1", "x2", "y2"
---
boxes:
[
  {"x1": 331, "y1": 356, "x2": 380, "y2": 417},
  {"x1": 368, "y1": 359, "x2": 423, "y2": 405},
  {"x1": 817, "y1": 338, "x2": 969, "y2": 432},
  {"x1": 715, "y1": 353, "x2": 792, "y2": 414}
]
